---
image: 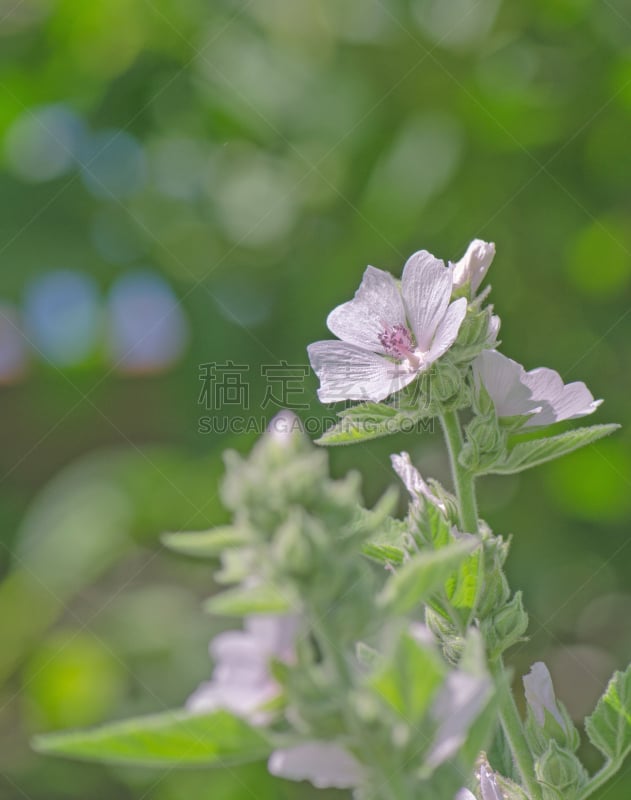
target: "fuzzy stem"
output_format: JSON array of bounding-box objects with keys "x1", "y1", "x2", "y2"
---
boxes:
[
  {"x1": 492, "y1": 659, "x2": 544, "y2": 800},
  {"x1": 440, "y1": 410, "x2": 542, "y2": 800},
  {"x1": 439, "y1": 410, "x2": 478, "y2": 533},
  {"x1": 577, "y1": 759, "x2": 623, "y2": 800}
]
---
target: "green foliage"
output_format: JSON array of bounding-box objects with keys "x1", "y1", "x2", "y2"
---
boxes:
[
  {"x1": 378, "y1": 539, "x2": 478, "y2": 615},
  {"x1": 475, "y1": 425, "x2": 620, "y2": 475},
  {"x1": 585, "y1": 664, "x2": 631, "y2": 763},
  {"x1": 162, "y1": 527, "x2": 252, "y2": 557},
  {"x1": 203, "y1": 583, "x2": 295, "y2": 616},
  {"x1": 368, "y1": 630, "x2": 444, "y2": 723},
  {"x1": 316, "y1": 403, "x2": 425, "y2": 446},
  {"x1": 33, "y1": 710, "x2": 272, "y2": 767}
]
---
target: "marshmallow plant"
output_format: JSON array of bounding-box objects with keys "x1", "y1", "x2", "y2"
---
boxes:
[{"x1": 35, "y1": 241, "x2": 630, "y2": 800}]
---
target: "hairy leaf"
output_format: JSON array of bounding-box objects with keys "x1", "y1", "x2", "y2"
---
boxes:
[
  {"x1": 162, "y1": 526, "x2": 251, "y2": 557},
  {"x1": 33, "y1": 709, "x2": 271, "y2": 767},
  {"x1": 478, "y1": 424, "x2": 620, "y2": 475},
  {"x1": 204, "y1": 584, "x2": 294, "y2": 616},
  {"x1": 585, "y1": 664, "x2": 631, "y2": 762},
  {"x1": 378, "y1": 539, "x2": 478, "y2": 614},
  {"x1": 316, "y1": 402, "x2": 424, "y2": 446}
]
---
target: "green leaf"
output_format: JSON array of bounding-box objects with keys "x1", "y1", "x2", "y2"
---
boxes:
[
  {"x1": 363, "y1": 541, "x2": 406, "y2": 565},
  {"x1": 378, "y1": 539, "x2": 478, "y2": 615},
  {"x1": 32, "y1": 709, "x2": 272, "y2": 767},
  {"x1": 204, "y1": 584, "x2": 294, "y2": 616},
  {"x1": 478, "y1": 424, "x2": 620, "y2": 476},
  {"x1": 585, "y1": 664, "x2": 631, "y2": 762},
  {"x1": 162, "y1": 526, "x2": 251, "y2": 557},
  {"x1": 412, "y1": 501, "x2": 453, "y2": 549},
  {"x1": 445, "y1": 548, "x2": 480, "y2": 620},
  {"x1": 362, "y1": 516, "x2": 408, "y2": 566},
  {"x1": 316, "y1": 402, "x2": 423, "y2": 446},
  {"x1": 369, "y1": 631, "x2": 444, "y2": 722}
]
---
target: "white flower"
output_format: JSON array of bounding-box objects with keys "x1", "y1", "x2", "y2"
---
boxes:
[
  {"x1": 427, "y1": 670, "x2": 493, "y2": 768},
  {"x1": 450, "y1": 239, "x2": 496, "y2": 294},
  {"x1": 473, "y1": 349, "x2": 602, "y2": 428},
  {"x1": 187, "y1": 615, "x2": 298, "y2": 724},
  {"x1": 189, "y1": 616, "x2": 362, "y2": 791},
  {"x1": 523, "y1": 661, "x2": 565, "y2": 728},
  {"x1": 268, "y1": 742, "x2": 363, "y2": 789},
  {"x1": 457, "y1": 758, "x2": 504, "y2": 800},
  {"x1": 478, "y1": 759, "x2": 504, "y2": 800},
  {"x1": 391, "y1": 451, "x2": 446, "y2": 512},
  {"x1": 308, "y1": 251, "x2": 467, "y2": 403}
]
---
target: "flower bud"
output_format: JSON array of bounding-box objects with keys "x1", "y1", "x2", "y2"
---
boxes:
[
  {"x1": 452, "y1": 239, "x2": 496, "y2": 295},
  {"x1": 476, "y1": 535, "x2": 511, "y2": 619},
  {"x1": 425, "y1": 607, "x2": 463, "y2": 663},
  {"x1": 465, "y1": 415, "x2": 505, "y2": 457},
  {"x1": 523, "y1": 662, "x2": 580, "y2": 753},
  {"x1": 482, "y1": 592, "x2": 528, "y2": 658},
  {"x1": 431, "y1": 360, "x2": 464, "y2": 404},
  {"x1": 476, "y1": 567, "x2": 510, "y2": 620},
  {"x1": 535, "y1": 741, "x2": 587, "y2": 800}
]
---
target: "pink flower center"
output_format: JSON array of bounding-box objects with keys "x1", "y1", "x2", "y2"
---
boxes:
[{"x1": 378, "y1": 323, "x2": 415, "y2": 359}]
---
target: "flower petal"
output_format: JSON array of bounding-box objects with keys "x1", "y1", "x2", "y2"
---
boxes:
[
  {"x1": 327, "y1": 266, "x2": 407, "y2": 353},
  {"x1": 268, "y1": 743, "x2": 362, "y2": 789},
  {"x1": 522, "y1": 367, "x2": 602, "y2": 428},
  {"x1": 523, "y1": 662, "x2": 564, "y2": 728},
  {"x1": 479, "y1": 761, "x2": 504, "y2": 800},
  {"x1": 391, "y1": 451, "x2": 445, "y2": 510},
  {"x1": 427, "y1": 671, "x2": 492, "y2": 768},
  {"x1": 487, "y1": 314, "x2": 501, "y2": 345},
  {"x1": 427, "y1": 297, "x2": 467, "y2": 362},
  {"x1": 451, "y1": 239, "x2": 496, "y2": 293},
  {"x1": 401, "y1": 250, "x2": 452, "y2": 351},
  {"x1": 472, "y1": 350, "x2": 536, "y2": 418},
  {"x1": 308, "y1": 340, "x2": 417, "y2": 402},
  {"x1": 246, "y1": 615, "x2": 299, "y2": 662},
  {"x1": 186, "y1": 677, "x2": 278, "y2": 720}
]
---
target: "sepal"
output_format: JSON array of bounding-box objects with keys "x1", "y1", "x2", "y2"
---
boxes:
[
  {"x1": 534, "y1": 741, "x2": 588, "y2": 800},
  {"x1": 481, "y1": 592, "x2": 528, "y2": 659}
]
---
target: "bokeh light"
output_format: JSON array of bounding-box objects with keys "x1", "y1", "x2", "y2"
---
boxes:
[
  {"x1": 23, "y1": 270, "x2": 101, "y2": 368},
  {"x1": 4, "y1": 104, "x2": 85, "y2": 183},
  {"x1": 80, "y1": 129, "x2": 147, "y2": 199},
  {"x1": 106, "y1": 270, "x2": 189, "y2": 374}
]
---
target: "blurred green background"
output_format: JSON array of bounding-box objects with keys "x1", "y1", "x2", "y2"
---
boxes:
[{"x1": 1, "y1": 0, "x2": 631, "y2": 797}]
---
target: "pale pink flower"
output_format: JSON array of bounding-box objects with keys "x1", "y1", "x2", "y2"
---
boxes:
[
  {"x1": 187, "y1": 615, "x2": 297, "y2": 724},
  {"x1": 308, "y1": 251, "x2": 467, "y2": 403},
  {"x1": 523, "y1": 661, "x2": 564, "y2": 728},
  {"x1": 473, "y1": 349, "x2": 601, "y2": 428},
  {"x1": 268, "y1": 742, "x2": 363, "y2": 789}
]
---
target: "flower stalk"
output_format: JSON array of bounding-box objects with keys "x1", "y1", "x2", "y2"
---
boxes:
[
  {"x1": 439, "y1": 409, "x2": 478, "y2": 534},
  {"x1": 440, "y1": 409, "x2": 543, "y2": 800},
  {"x1": 492, "y1": 659, "x2": 544, "y2": 800}
]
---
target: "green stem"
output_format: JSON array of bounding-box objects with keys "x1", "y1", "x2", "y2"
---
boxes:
[
  {"x1": 578, "y1": 759, "x2": 623, "y2": 800},
  {"x1": 440, "y1": 410, "x2": 542, "y2": 800},
  {"x1": 492, "y1": 659, "x2": 543, "y2": 800},
  {"x1": 439, "y1": 409, "x2": 484, "y2": 623},
  {"x1": 439, "y1": 410, "x2": 478, "y2": 533}
]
